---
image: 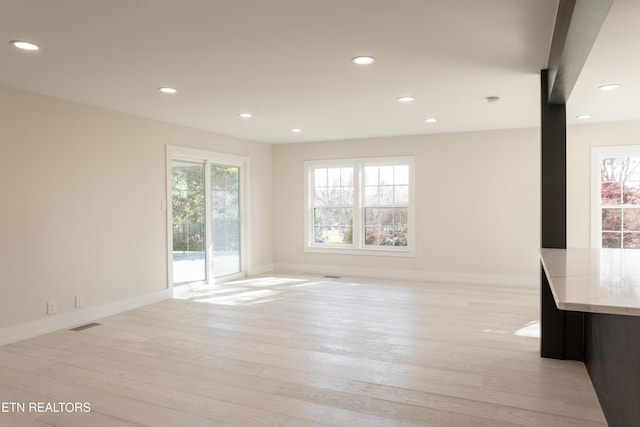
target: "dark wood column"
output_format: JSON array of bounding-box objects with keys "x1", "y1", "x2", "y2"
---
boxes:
[
  {"x1": 540, "y1": 69, "x2": 584, "y2": 360},
  {"x1": 539, "y1": 0, "x2": 611, "y2": 361},
  {"x1": 540, "y1": 69, "x2": 566, "y2": 250}
]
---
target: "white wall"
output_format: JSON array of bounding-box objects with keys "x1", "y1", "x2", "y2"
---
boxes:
[
  {"x1": 272, "y1": 128, "x2": 541, "y2": 286},
  {"x1": 0, "y1": 86, "x2": 272, "y2": 335},
  {"x1": 567, "y1": 119, "x2": 640, "y2": 248},
  {"x1": 10, "y1": 83, "x2": 616, "y2": 337}
]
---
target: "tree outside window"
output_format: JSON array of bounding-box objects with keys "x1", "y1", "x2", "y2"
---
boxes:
[{"x1": 600, "y1": 157, "x2": 640, "y2": 249}]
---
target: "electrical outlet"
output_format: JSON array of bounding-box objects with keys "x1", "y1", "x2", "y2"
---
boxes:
[
  {"x1": 47, "y1": 300, "x2": 57, "y2": 315},
  {"x1": 75, "y1": 295, "x2": 84, "y2": 308}
]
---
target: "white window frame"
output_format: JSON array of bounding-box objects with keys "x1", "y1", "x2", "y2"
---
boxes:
[
  {"x1": 304, "y1": 156, "x2": 415, "y2": 257},
  {"x1": 591, "y1": 145, "x2": 640, "y2": 248}
]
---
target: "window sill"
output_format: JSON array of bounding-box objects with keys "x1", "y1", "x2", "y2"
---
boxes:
[{"x1": 304, "y1": 245, "x2": 415, "y2": 257}]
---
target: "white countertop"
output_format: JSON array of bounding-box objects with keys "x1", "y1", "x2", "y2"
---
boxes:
[{"x1": 541, "y1": 248, "x2": 640, "y2": 316}]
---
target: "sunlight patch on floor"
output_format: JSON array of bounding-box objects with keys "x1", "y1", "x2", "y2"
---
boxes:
[
  {"x1": 194, "y1": 289, "x2": 281, "y2": 306},
  {"x1": 483, "y1": 320, "x2": 540, "y2": 338},
  {"x1": 515, "y1": 320, "x2": 540, "y2": 338}
]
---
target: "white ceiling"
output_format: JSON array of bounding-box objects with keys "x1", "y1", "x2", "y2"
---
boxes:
[
  {"x1": 1, "y1": 0, "x2": 636, "y2": 144},
  {"x1": 568, "y1": 0, "x2": 640, "y2": 124}
]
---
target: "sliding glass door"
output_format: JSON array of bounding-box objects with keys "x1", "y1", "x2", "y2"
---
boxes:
[
  {"x1": 168, "y1": 148, "x2": 247, "y2": 286},
  {"x1": 211, "y1": 164, "x2": 241, "y2": 277},
  {"x1": 171, "y1": 161, "x2": 206, "y2": 285}
]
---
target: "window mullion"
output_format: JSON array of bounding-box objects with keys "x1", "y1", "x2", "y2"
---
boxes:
[{"x1": 353, "y1": 163, "x2": 362, "y2": 249}]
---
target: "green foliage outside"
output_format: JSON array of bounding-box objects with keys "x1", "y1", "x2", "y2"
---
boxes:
[
  {"x1": 171, "y1": 163, "x2": 240, "y2": 252},
  {"x1": 172, "y1": 164, "x2": 205, "y2": 252}
]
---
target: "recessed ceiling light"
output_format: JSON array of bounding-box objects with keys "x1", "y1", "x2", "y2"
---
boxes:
[
  {"x1": 291, "y1": 128, "x2": 303, "y2": 133},
  {"x1": 11, "y1": 40, "x2": 39, "y2": 51},
  {"x1": 599, "y1": 84, "x2": 620, "y2": 91},
  {"x1": 239, "y1": 113, "x2": 253, "y2": 118},
  {"x1": 424, "y1": 118, "x2": 437, "y2": 123},
  {"x1": 352, "y1": 56, "x2": 375, "y2": 65},
  {"x1": 397, "y1": 96, "x2": 415, "y2": 103},
  {"x1": 577, "y1": 114, "x2": 592, "y2": 119},
  {"x1": 485, "y1": 96, "x2": 500, "y2": 103},
  {"x1": 159, "y1": 87, "x2": 177, "y2": 94}
]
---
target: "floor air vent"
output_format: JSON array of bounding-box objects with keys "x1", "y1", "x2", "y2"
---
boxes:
[{"x1": 70, "y1": 322, "x2": 101, "y2": 332}]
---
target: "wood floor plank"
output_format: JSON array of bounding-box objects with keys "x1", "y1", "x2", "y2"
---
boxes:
[{"x1": 0, "y1": 274, "x2": 606, "y2": 426}]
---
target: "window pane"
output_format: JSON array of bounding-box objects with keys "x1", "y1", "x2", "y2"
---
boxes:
[
  {"x1": 341, "y1": 187, "x2": 353, "y2": 205},
  {"x1": 314, "y1": 207, "x2": 352, "y2": 244},
  {"x1": 603, "y1": 232, "x2": 622, "y2": 248},
  {"x1": 393, "y1": 207, "x2": 408, "y2": 225},
  {"x1": 364, "y1": 164, "x2": 409, "y2": 207},
  {"x1": 379, "y1": 166, "x2": 394, "y2": 185},
  {"x1": 628, "y1": 159, "x2": 640, "y2": 180},
  {"x1": 211, "y1": 165, "x2": 241, "y2": 278},
  {"x1": 395, "y1": 185, "x2": 409, "y2": 204},
  {"x1": 395, "y1": 165, "x2": 409, "y2": 185},
  {"x1": 602, "y1": 209, "x2": 622, "y2": 231},
  {"x1": 365, "y1": 207, "x2": 379, "y2": 226},
  {"x1": 314, "y1": 168, "x2": 327, "y2": 187},
  {"x1": 602, "y1": 157, "x2": 640, "y2": 181},
  {"x1": 365, "y1": 227, "x2": 407, "y2": 246},
  {"x1": 327, "y1": 186, "x2": 342, "y2": 206},
  {"x1": 601, "y1": 158, "x2": 625, "y2": 181},
  {"x1": 623, "y1": 233, "x2": 640, "y2": 249},
  {"x1": 379, "y1": 186, "x2": 394, "y2": 204},
  {"x1": 623, "y1": 182, "x2": 640, "y2": 205},
  {"x1": 365, "y1": 208, "x2": 408, "y2": 227},
  {"x1": 365, "y1": 208, "x2": 396, "y2": 227},
  {"x1": 328, "y1": 168, "x2": 341, "y2": 186},
  {"x1": 392, "y1": 227, "x2": 408, "y2": 246},
  {"x1": 601, "y1": 182, "x2": 621, "y2": 205},
  {"x1": 171, "y1": 161, "x2": 206, "y2": 284},
  {"x1": 341, "y1": 168, "x2": 353, "y2": 186},
  {"x1": 364, "y1": 207, "x2": 408, "y2": 246},
  {"x1": 365, "y1": 226, "x2": 380, "y2": 245},
  {"x1": 365, "y1": 166, "x2": 378, "y2": 186},
  {"x1": 624, "y1": 208, "x2": 640, "y2": 231},
  {"x1": 313, "y1": 166, "x2": 353, "y2": 207},
  {"x1": 314, "y1": 187, "x2": 327, "y2": 205},
  {"x1": 365, "y1": 186, "x2": 378, "y2": 204}
]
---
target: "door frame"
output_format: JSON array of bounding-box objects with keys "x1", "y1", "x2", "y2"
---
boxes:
[{"x1": 166, "y1": 145, "x2": 250, "y2": 290}]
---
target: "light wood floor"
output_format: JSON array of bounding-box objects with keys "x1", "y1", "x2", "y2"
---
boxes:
[{"x1": 0, "y1": 274, "x2": 607, "y2": 426}]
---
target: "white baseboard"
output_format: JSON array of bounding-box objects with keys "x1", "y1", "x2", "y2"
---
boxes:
[
  {"x1": 0, "y1": 289, "x2": 172, "y2": 347},
  {"x1": 274, "y1": 263, "x2": 537, "y2": 288}
]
